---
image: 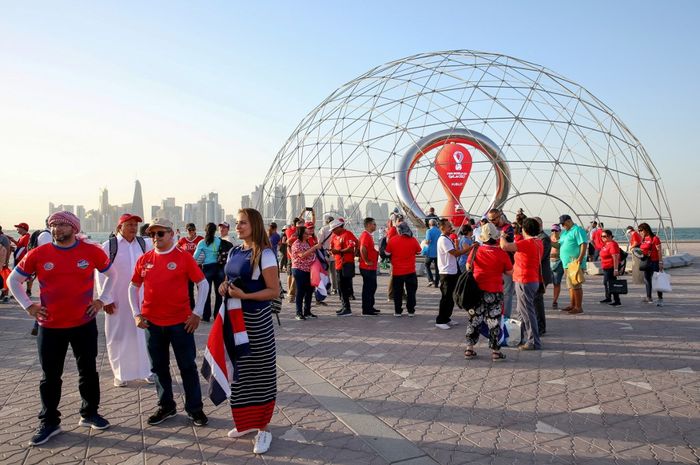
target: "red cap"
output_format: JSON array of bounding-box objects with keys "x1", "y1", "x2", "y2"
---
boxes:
[
  {"x1": 118, "y1": 213, "x2": 143, "y2": 226},
  {"x1": 14, "y1": 222, "x2": 29, "y2": 230},
  {"x1": 304, "y1": 221, "x2": 314, "y2": 229}
]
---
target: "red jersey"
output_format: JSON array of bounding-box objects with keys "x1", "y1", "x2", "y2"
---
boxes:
[
  {"x1": 640, "y1": 235, "x2": 662, "y2": 262},
  {"x1": 286, "y1": 226, "x2": 297, "y2": 258},
  {"x1": 628, "y1": 231, "x2": 642, "y2": 248},
  {"x1": 177, "y1": 236, "x2": 203, "y2": 255},
  {"x1": 385, "y1": 235, "x2": 421, "y2": 276},
  {"x1": 15, "y1": 233, "x2": 30, "y2": 262},
  {"x1": 471, "y1": 245, "x2": 513, "y2": 293},
  {"x1": 330, "y1": 230, "x2": 358, "y2": 270},
  {"x1": 17, "y1": 241, "x2": 110, "y2": 328},
  {"x1": 513, "y1": 238, "x2": 543, "y2": 284},
  {"x1": 600, "y1": 240, "x2": 621, "y2": 269},
  {"x1": 386, "y1": 226, "x2": 397, "y2": 241},
  {"x1": 131, "y1": 247, "x2": 205, "y2": 326},
  {"x1": 359, "y1": 231, "x2": 378, "y2": 270},
  {"x1": 591, "y1": 228, "x2": 604, "y2": 250}
]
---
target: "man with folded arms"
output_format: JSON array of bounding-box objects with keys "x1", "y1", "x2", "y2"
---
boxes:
[
  {"x1": 8, "y1": 211, "x2": 116, "y2": 446},
  {"x1": 128, "y1": 218, "x2": 210, "y2": 427}
]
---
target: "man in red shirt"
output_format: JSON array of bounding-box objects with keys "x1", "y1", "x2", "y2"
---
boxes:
[
  {"x1": 177, "y1": 223, "x2": 203, "y2": 309},
  {"x1": 384, "y1": 222, "x2": 421, "y2": 316},
  {"x1": 359, "y1": 217, "x2": 380, "y2": 316},
  {"x1": 329, "y1": 218, "x2": 357, "y2": 316},
  {"x1": 8, "y1": 211, "x2": 116, "y2": 446},
  {"x1": 128, "y1": 218, "x2": 210, "y2": 427}
]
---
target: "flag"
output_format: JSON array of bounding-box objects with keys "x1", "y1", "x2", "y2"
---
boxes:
[{"x1": 201, "y1": 298, "x2": 250, "y2": 406}]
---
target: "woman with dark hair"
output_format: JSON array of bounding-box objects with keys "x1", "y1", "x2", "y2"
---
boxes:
[
  {"x1": 457, "y1": 224, "x2": 474, "y2": 273},
  {"x1": 291, "y1": 226, "x2": 322, "y2": 320},
  {"x1": 599, "y1": 229, "x2": 622, "y2": 307},
  {"x1": 638, "y1": 223, "x2": 664, "y2": 306},
  {"x1": 501, "y1": 217, "x2": 544, "y2": 351},
  {"x1": 218, "y1": 208, "x2": 279, "y2": 454},
  {"x1": 194, "y1": 223, "x2": 224, "y2": 321}
]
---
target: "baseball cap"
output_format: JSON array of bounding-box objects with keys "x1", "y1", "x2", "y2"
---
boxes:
[
  {"x1": 218, "y1": 221, "x2": 230, "y2": 228},
  {"x1": 14, "y1": 222, "x2": 29, "y2": 230},
  {"x1": 146, "y1": 218, "x2": 174, "y2": 233},
  {"x1": 329, "y1": 218, "x2": 345, "y2": 230},
  {"x1": 558, "y1": 214, "x2": 572, "y2": 225},
  {"x1": 118, "y1": 213, "x2": 143, "y2": 226},
  {"x1": 550, "y1": 224, "x2": 561, "y2": 232},
  {"x1": 304, "y1": 221, "x2": 315, "y2": 229}
]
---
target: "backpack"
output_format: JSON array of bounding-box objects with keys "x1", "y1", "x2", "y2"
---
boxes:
[
  {"x1": 217, "y1": 239, "x2": 234, "y2": 266},
  {"x1": 378, "y1": 236, "x2": 390, "y2": 260},
  {"x1": 453, "y1": 244, "x2": 482, "y2": 311},
  {"x1": 109, "y1": 235, "x2": 147, "y2": 263},
  {"x1": 28, "y1": 229, "x2": 49, "y2": 250}
]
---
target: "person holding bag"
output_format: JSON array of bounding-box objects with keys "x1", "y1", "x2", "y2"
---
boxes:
[
  {"x1": 291, "y1": 226, "x2": 322, "y2": 320},
  {"x1": 599, "y1": 230, "x2": 623, "y2": 307},
  {"x1": 638, "y1": 223, "x2": 664, "y2": 306}
]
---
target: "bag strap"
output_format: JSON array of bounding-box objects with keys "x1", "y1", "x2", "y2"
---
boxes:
[{"x1": 466, "y1": 243, "x2": 479, "y2": 271}]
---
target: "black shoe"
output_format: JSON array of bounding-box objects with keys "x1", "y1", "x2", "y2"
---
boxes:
[
  {"x1": 362, "y1": 311, "x2": 380, "y2": 316},
  {"x1": 188, "y1": 410, "x2": 208, "y2": 427},
  {"x1": 335, "y1": 308, "x2": 347, "y2": 314},
  {"x1": 295, "y1": 314, "x2": 306, "y2": 320},
  {"x1": 29, "y1": 424, "x2": 62, "y2": 446},
  {"x1": 599, "y1": 299, "x2": 612, "y2": 304},
  {"x1": 371, "y1": 309, "x2": 381, "y2": 314},
  {"x1": 147, "y1": 406, "x2": 177, "y2": 425},
  {"x1": 609, "y1": 302, "x2": 622, "y2": 307},
  {"x1": 337, "y1": 308, "x2": 352, "y2": 317},
  {"x1": 304, "y1": 312, "x2": 318, "y2": 318},
  {"x1": 78, "y1": 414, "x2": 110, "y2": 430}
]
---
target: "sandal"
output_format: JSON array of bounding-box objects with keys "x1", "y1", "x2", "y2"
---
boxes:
[
  {"x1": 492, "y1": 352, "x2": 506, "y2": 362},
  {"x1": 464, "y1": 349, "x2": 477, "y2": 359}
]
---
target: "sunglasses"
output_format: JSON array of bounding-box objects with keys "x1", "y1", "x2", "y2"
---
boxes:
[
  {"x1": 601, "y1": 235, "x2": 608, "y2": 238},
  {"x1": 148, "y1": 230, "x2": 169, "y2": 238}
]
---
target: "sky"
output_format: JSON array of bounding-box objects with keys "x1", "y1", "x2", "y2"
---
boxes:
[{"x1": 1, "y1": 0, "x2": 699, "y2": 230}]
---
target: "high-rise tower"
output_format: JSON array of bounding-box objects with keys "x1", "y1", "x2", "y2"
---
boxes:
[{"x1": 132, "y1": 180, "x2": 144, "y2": 219}]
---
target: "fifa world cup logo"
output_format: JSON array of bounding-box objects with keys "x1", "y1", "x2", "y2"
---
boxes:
[{"x1": 434, "y1": 143, "x2": 472, "y2": 227}]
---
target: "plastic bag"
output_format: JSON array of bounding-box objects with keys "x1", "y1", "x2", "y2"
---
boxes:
[
  {"x1": 504, "y1": 318, "x2": 522, "y2": 347},
  {"x1": 652, "y1": 271, "x2": 672, "y2": 293}
]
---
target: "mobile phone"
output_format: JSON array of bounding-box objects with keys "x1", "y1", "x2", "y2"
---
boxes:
[
  {"x1": 305, "y1": 207, "x2": 313, "y2": 211},
  {"x1": 230, "y1": 277, "x2": 245, "y2": 290}
]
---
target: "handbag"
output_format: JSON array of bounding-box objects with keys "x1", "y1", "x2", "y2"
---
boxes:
[
  {"x1": 652, "y1": 271, "x2": 672, "y2": 293},
  {"x1": 567, "y1": 260, "x2": 585, "y2": 286},
  {"x1": 610, "y1": 278, "x2": 628, "y2": 295},
  {"x1": 453, "y1": 245, "x2": 482, "y2": 310},
  {"x1": 341, "y1": 262, "x2": 355, "y2": 278}
]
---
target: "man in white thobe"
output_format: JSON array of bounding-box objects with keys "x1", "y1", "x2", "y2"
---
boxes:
[{"x1": 97, "y1": 213, "x2": 153, "y2": 387}]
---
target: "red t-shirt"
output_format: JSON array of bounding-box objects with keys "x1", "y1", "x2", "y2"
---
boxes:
[
  {"x1": 387, "y1": 226, "x2": 397, "y2": 241},
  {"x1": 640, "y1": 235, "x2": 661, "y2": 262},
  {"x1": 15, "y1": 233, "x2": 30, "y2": 262},
  {"x1": 177, "y1": 236, "x2": 203, "y2": 255},
  {"x1": 286, "y1": 227, "x2": 297, "y2": 258},
  {"x1": 592, "y1": 228, "x2": 604, "y2": 250},
  {"x1": 359, "y1": 231, "x2": 378, "y2": 270},
  {"x1": 331, "y1": 230, "x2": 358, "y2": 270},
  {"x1": 628, "y1": 231, "x2": 642, "y2": 248},
  {"x1": 385, "y1": 235, "x2": 421, "y2": 276},
  {"x1": 471, "y1": 245, "x2": 513, "y2": 292},
  {"x1": 513, "y1": 238, "x2": 543, "y2": 284},
  {"x1": 131, "y1": 247, "x2": 205, "y2": 326},
  {"x1": 600, "y1": 240, "x2": 621, "y2": 269},
  {"x1": 17, "y1": 241, "x2": 110, "y2": 328}
]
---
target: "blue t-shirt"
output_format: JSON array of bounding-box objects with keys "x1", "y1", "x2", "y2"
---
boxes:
[
  {"x1": 269, "y1": 232, "x2": 281, "y2": 255},
  {"x1": 457, "y1": 235, "x2": 473, "y2": 269},
  {"x1": 193, "y1": 237, "x2": 221, "y2": 265},
  {"x1": 425, "y1": 226, "x2": 441, "y2": 258}
]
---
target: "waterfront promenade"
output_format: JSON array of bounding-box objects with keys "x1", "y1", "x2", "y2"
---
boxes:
[{"x1": 0, "y1": 246, "x2": 698, "y2": 465}]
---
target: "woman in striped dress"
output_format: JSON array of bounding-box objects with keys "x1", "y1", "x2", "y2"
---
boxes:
[{"x1": 219, "y1": 208, "x2": 279, "y2": 454}]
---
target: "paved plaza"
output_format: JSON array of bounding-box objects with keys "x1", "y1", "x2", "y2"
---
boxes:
[{"x1": 0, "y1": 247, "x2": 698, "y2": 465}]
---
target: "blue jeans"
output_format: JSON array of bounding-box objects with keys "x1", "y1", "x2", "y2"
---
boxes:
[
  {"x1": 145, "y1": 322, "x2": 203, "y2": 414},
  {"x1": 424, "y1": 257, "x2": 439, "y2": 285},
  {"x1": 293, "y1": 268, "x2": 313, "y2": 316},
  {"x1": 202, "y1": 263, "x2": 224, "y2": 321}
]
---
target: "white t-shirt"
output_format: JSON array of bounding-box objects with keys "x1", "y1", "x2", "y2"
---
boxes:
[
  {"x1": 251, "y1": 248, "x2": 277, "y2": 280},
  {"x1": 437, "y1": 235, "x2": 458, "y2": 275}
]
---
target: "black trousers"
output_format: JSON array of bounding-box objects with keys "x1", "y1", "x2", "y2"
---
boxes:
[
  {"x1": 338, "y1": 272, "x2": 354, "y2": 311},
  {"x1": 37, "y1": 319, "x2": 100, "y2": 426},
  {"x1": 360, "y1": 269, "x2": 377, "y2": 314},
  {"x1": 437, "y1": 273, "x2": 459, "y2": 324},
  {"x1": 393, "y1": 273, "x2": 417, "y2": 314},
  {"x1": 534, "y1": 286, "x2": 547, "y2": 333},
  {"x1": 603, "y1": 267, "x2": 622, "y2": 304}
]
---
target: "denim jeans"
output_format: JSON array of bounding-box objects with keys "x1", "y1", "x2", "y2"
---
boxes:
[
  {"x1": 293, "y1": 268, "x2": 313, "y2": 316},
  {"x1": 515, "y1": 282, "x2": 541, "y2": 348},
  {"x1": 145, "y1": 322, "x2": 203, "y2": 414},
  {"x1": 424, "y1": 257, "x2": 439, "y2": 285},
  {"x1": 37, "y1": 319, "x2": 100, "y2": 426},
  {"x1": 503, "y1": 273, "x2": 515, "y2": 318},
  {"x1": 202, "y1": 263, "x2": 224, "y2": 321},
  {"x1": 603, "y1": 267, "x2": 621, "y2": 304},
  {"x1": 360, "y1": 268, "x2": 377, "y2": 314}
]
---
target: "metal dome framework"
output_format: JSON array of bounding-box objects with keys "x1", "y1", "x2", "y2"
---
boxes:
[{"x1": 261, "y1": 50, "x2": 674, "y2": 247}]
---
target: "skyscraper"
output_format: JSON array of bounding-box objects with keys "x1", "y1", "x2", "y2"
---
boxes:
[
  {"x1": 132, "y1": 180, "x2": 144, "y2": 219},
  {"x1": 99, "y1": 188, "x2": 109, "y2": 214}
]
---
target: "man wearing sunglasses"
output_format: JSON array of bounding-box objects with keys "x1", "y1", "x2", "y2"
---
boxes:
[
  {"x1": 8, "y1": 211, "x2": 116, "y2": 446},
  {"x1": 128, "y1": 218, "x2": 210, "y2": 428}
]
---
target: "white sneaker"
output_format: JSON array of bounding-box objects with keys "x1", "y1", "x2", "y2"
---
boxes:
[
  {"x1": 144, "y1": 374, "x2": 155, "y2": 384},
  {"x1": 228, "y1": 427, "x2": 256, "y2": 438},
  {"x1": 435, "y1": 323, "x2": 451, "y2": 330},
  {"x1": 253, "y1": 430, "x2": 272, "y2": 454},
  {"x1": 447, "y1": 320, "x2": 460, "y2": 326},
  {"x1": 656, "y1": 299, "x2": 664, "y2": 307},
  {"x1": 113, "y1": 378, "x2": 127, "y2": 387}
]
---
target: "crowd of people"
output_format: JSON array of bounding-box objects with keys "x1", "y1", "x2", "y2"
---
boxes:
[{"x1": 0, "y1": 206, "x2": 667, "y2": 453}]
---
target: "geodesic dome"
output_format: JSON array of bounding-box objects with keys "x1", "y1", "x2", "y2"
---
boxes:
[{"x1": 261, "y1": 50, "x2": 674, "y2": 247}]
